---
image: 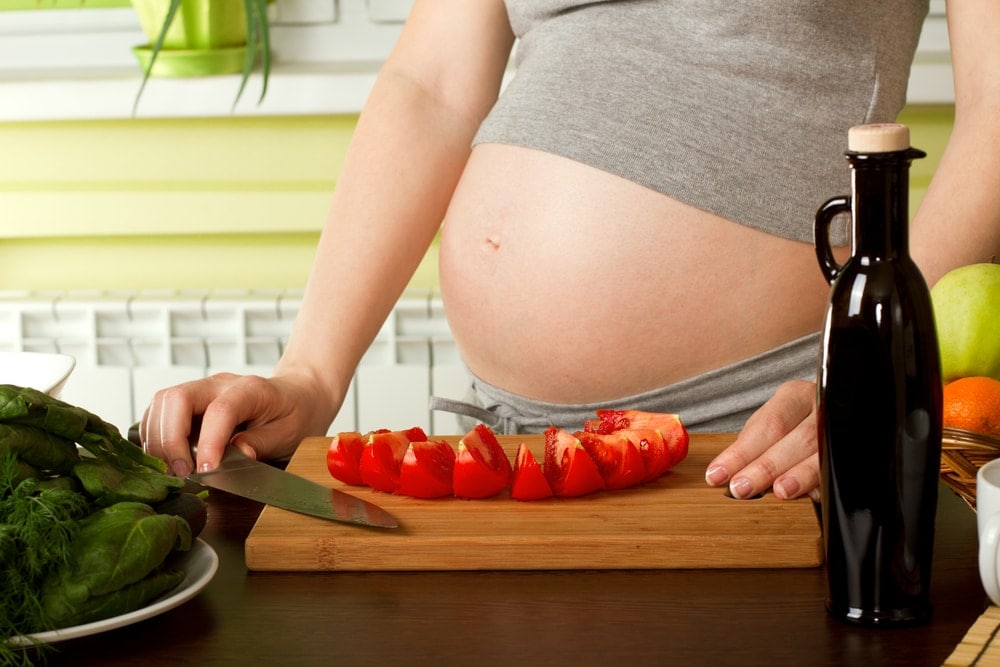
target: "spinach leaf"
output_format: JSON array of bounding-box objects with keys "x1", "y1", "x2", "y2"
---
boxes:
[
  {"x1": 0, "y1": 423, "x2": 80, "y2": 474},
  {"x1": 72, "y1": 458, "x2": 183, "y2": 506},
  {"x1": 39, "y1": 501, "x2": 192, "y2": 629},
  {"x1": 0, "y1": 384, "x2": 167, "y2": 473}
]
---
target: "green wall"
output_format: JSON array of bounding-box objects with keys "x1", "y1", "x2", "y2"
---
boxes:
[{"x1": 0, "y1": 105, "x2": 952, "y2": 294}]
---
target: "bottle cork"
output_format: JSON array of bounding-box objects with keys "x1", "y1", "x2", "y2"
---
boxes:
[{"x1": 848, "y1": 123, "x2": 910, "y2": 153}]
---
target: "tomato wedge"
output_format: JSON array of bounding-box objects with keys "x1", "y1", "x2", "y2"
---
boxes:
[
  {"x1": 510, "y1": 443, "x2": 554, "y2": 501},
  {"x1": 397, "y1": 440, "x2": 456, "y2": 499},
  {"x1": 586, "y1": 409, "x2": 683, "y2": 434},
  {"x1": 453, "y1": 423, "x2": 513, "y2": 499},
  {"x1": 358, "y1": 426, "x2": 428, "y2": 493},
  {"x1": 576, "y1": 431, "x2": 645, "y2": 490},
  {"x1": 326, "y1": 431, "x2": 366, "y2": 486},
  {"x1": 658, "y1": 418, "x2": 690, "y2": 468},
  {"x1": 585, "y1": 410, "x2": 690, "y2": 474},
  {"x1": 543, "y1": 426, "x2": 605, "y2": 497},
  {"x1": 617, "y1": 429, "x2": 672, "y2": 482},
  {"x1": 583, "y1": 412, "x2": 626, "y2": 435}
]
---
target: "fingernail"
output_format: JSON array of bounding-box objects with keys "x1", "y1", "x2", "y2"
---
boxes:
[
  {"x1": 705, "y1": 465, "x2": 728, "y2": 486},
  {"x1": 171, "y1": 459, "x2": 192, "y2": 477},
  {"x1": 775, "y1": 477, "x2": 800, "y2": 500},
  {"x1": 730, "y1": 477, "x2": 753, "y2": 499},
  {"x1": 198, "y1": 461, "x2": 214, "y2": 473}
]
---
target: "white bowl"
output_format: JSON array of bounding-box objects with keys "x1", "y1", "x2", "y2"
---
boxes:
[{"x1": 0, "y1": 351, "x2": 76, "y2": 396}]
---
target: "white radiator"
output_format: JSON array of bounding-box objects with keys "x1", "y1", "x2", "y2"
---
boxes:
[{"x1": 0, "y1": 289, "x2": 467, "y2": 436}]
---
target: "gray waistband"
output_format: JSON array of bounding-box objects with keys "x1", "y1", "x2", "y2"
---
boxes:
[{"x1": 429, "y1": 332, "x2": 820, "y2": 435}]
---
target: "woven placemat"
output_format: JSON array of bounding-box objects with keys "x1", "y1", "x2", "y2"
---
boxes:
[{"x1": 945, "y1": 606, "x2": 1000, "y2": 666}]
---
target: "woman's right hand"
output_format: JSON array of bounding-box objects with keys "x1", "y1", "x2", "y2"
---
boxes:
[{"x1": 139, "y1": 371, "x2": 338, "y2": 477}]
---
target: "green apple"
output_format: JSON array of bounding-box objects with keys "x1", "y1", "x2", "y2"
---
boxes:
[{"x1": 930, "y1": 262, "x2": 1000, "y2": 382}]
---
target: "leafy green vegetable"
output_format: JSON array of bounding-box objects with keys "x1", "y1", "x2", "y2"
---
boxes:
[
  {"x1": 72, "y1": 458, "x2": 183, "y2": 507},
  {"x1": 7, "y1": 458, "x2": 40, "y2": 489},
  {"x1": 154, "y1": 491, "x2": 209, "y2": 540},
  {"x1": 0, "y1": 423, "x2": 79, "y2": 474},
  {"x1": 32, "y1": 475, "x2": 81, "y2": 494},
  {"x1": 0, "y1": 384, "x2": 166, "y2": 473},
  {"x1": 39, "y1": 501, "x2": 192, "y2": 628},
  {"x1": 50, "y1": 568, "x2": 185, "y2": 630},
  {"x1": 1, "y1": 452, "x2": 92, "y2": 656},
  {"x1": 0, "y1": 386, "x2": 204, "y2": 662}
]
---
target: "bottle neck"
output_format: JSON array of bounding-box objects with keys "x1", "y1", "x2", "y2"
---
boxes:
[{"x1": 848, "y1": 148, "x2": 924, "y2": 259}]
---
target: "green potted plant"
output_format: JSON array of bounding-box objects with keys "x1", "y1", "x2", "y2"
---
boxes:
[{"x1": 129, "y1": 0, "x2": 271, "y2": 112}]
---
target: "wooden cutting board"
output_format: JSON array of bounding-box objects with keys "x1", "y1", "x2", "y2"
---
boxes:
[{"x1": 244, "y1": 433, "x2": 823, "y2": 571}]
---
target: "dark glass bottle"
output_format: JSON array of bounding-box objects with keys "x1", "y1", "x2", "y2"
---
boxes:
[{"x1": 814, "y1": 123, "x2": 943, "y2": 627}]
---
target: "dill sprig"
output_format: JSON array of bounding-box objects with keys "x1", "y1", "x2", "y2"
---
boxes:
[{"x1": 1, "y1": 452, "x2": 91, "y2": 663}]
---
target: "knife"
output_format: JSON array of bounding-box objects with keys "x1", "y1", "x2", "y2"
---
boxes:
[{"x1": 128, "y1": 424, "x2": 399, "y2": 529}]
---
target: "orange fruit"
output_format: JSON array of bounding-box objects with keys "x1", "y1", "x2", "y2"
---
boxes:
[{"x1": 942, "y1": 376, "x2": 1000, "y2": 436}]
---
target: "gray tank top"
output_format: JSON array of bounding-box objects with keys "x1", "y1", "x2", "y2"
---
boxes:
[{"x1": 474, "y1": 0, "x2": 929, "y2": 243}]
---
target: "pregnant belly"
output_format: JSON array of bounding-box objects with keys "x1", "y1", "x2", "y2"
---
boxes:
[{"x1": 439, "y1": 144, "x2": 833, "y2": 403}]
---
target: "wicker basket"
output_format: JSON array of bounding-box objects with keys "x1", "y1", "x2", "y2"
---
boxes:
[{"x1": 940, "y1": 427, "x2": 1000, "y2": 511}]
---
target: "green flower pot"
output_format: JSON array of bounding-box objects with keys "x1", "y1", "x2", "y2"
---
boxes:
[{"x1": 130, "y1": 0, "x2": 248, "y2": 77}]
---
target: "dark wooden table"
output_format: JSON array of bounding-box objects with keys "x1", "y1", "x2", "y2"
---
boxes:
[{"x1": 42, "y1": 483, "x2": 986, "y2": 667}]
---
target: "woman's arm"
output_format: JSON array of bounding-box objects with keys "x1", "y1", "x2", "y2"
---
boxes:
[
  {"x1": 910, "y1": 0, "x2": 1000, "y2": 284},
  {"x1": 141, "y1": 0, "x2": 514, "y2": 475},
  {"x1": 275, "y1": 0, "x2": 514, "y2": 424}
]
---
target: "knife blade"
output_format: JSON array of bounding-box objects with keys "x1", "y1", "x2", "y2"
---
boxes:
[
  {"x1": 187, "y1": 446, "x2": 399, "y2": 528},
  {"x1": 128, "y1": 424, "x2": 398, "y2": 529}
]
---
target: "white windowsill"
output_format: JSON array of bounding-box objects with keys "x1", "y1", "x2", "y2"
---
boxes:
[{"x1": 0, "y1": 63, "x2": 381, "y2": 121}]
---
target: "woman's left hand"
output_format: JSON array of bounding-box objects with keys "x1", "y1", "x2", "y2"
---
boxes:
[{"x1": 704, "y1": 379, "x2": 821, "y2": 501}]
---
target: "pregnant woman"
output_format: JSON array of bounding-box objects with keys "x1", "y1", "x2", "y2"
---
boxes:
[{"x1": 140, "y1": 1, "x2": 1000, "y2": 503}]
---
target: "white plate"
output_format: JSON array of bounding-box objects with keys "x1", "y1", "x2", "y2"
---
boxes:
[
  {"x1": 0, "y1": 351, "x2": 76, "y2": 396},
  {"x1": 6, "y1": 539, "x2": 218, "y2": 647}
]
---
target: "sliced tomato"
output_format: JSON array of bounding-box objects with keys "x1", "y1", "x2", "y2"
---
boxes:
[
  {"x1": 326, "y1": 431, "x2": 366, "y2": 486},
  {"x1": 586, "y1": 410, "x2": 690, "y2": 471},
  {"x1": 399, "y1": 426, "x2": 430, "y2": 442},
  {"x1": 616, "y1": 429, "x2": 671, "y2": 482},
  {"x1": 658, "y1": 418, "x2": 690, "y2": 468},
  {"x1": 586, "y1": 409, "x2": 681, "y2": 434},
  {"x1": 453, "y1": 423, "x2": 513, "y2": 499},
  {"x1": 625, "y1": 412, "x2": 689, "y2": 468},
  {"x1": 583, "y1": 412, "x2": 625, "y2": 435},
  {"x1": 576, "y1": 430, "x2": 645, "y2": 490},
  {"x1": 397, "y1": 440, "x2": 456, "y2": 499},
  {"x1": 510, "y1": 443, "x2": 554, "y2": 501},
  {"x1": 543, "y1": 426, "x2": 605, "y2": 497},
  {"x1": 358, "y1": 427, "x2": 428, "y2": 493}
]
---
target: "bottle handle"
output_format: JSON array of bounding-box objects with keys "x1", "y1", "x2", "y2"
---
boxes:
[{"x1": 814, "y1": 196, "x2": 851, "y2": 284}]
